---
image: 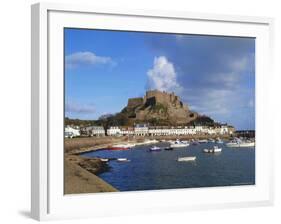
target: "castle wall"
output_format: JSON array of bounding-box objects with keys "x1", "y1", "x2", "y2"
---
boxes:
[
  {"x1": 136, "y1": 110, "x2": 146, "y2": 120},
  {"x1": 145, "y1": 90, "x2": 177, "y2": 106},
  {"x1": 127, "y1": 97, "x2": 143, "y2": 108}
]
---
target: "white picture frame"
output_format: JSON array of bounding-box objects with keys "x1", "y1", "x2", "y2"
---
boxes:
[{"x1": 31, "y1": 2, "x2": 274, "y2": 221}]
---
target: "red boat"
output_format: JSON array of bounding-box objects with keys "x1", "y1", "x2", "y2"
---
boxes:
[{"x1": 108, "y1": 144, "x2": 131, "y2": 150}]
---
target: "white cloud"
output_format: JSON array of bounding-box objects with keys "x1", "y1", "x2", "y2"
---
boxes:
[
  {"x1": 65, "y1": 51, "x2": 115, "y2": 69},
  {"x1": 147, "y1": 56, "x2": 182, "y2": 93},
  {"x1": 206, "y1": 72, "x2": 239, "y2": 89},
  {"x1": 65, "y1": 102, "x2": 96, "y2": 113},
  {"x1": 228, "y1": 54, "x2": 254, "y2": 73},
  {"x1": 186, "y1": 89, "x2": 232, "y2": 116}
]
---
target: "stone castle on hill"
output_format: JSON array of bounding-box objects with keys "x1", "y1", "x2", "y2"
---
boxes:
[{"x1": 123, "y1": 90, "x2": 198, "y2": 125}]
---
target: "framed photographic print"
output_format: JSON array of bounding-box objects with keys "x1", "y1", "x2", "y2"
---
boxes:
[{"x1": 31, "y1": 2, "x2": 274, "y2": 221}]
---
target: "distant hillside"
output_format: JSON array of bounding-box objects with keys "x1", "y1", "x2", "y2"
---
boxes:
[{"x1": 65, "y1": 117, "x2": 99, "y2": 127}]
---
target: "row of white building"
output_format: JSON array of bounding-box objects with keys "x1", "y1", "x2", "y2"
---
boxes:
[
  {"x1": 65, "y1": 124, "x2": 233, "y2": 138},
  {"x1": 108, "y1": 124, "x2": 232, "y2": 136}
]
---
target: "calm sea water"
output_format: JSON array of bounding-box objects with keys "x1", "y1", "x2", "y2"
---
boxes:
[{"x1": 81, "y1": 142, "x2": 255, "y2": 191}]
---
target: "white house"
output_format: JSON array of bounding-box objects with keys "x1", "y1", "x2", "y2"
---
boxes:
[
  {"x1": 107, "y1": 126, "x2": 121, "y2": 136},
  {"x1": 218, "y1": 125, "x2": 229, "y2": 135},
  {"x1": 134, "y1": 124, "x2": 149, "y2": 136},
  {"x1": 194, "y1": 125, "x2": 204, "y2": 133},
  {"x1": 120, "y1": 127, "x2": 135, "y2": 136},
  {"x1": 81, "y1": 126, "x2": 105, "y2": 136},
  {"x1": 148, "y1": 126, "x2": 197, "y2": 136},
  {"x1": 65, "y1": 126, "x2": 80, "y2": 138},
  {"x1": 149, "y1": 126, "x2": 169, "y2": 136}
]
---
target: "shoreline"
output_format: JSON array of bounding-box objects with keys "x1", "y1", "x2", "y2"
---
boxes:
[{"x1": 65, "y1": 134, "x2": 232, "y2": 155}]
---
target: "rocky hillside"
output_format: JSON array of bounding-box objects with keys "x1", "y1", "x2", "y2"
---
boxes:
[{"x1": 119, "y1": 90, "x2": 198, "y2": 125}]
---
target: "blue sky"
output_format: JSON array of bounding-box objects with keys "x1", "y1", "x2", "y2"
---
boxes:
[{"x1": 65, "y1": 28, "x2": 255, "y2": 130}]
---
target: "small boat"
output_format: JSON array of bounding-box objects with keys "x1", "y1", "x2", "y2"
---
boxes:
[
  {"x1": 117, "y1": 158, "x2": 130, "y2": 162},
  {"x1": 203, "y1": 146, "x2": 222, "y2": 153},
  {"x1": 226, "y1": 142, "x2": 255, "y2": 147},
  {"x1": 226, "y1": 138, "x2": 255, "y2": 148},
  {"x1": 177, "y1": 156, "x2": 196, "y2": 162},
  {"x1": 100, "y1": 158, "x2": 109, "y2": 162},
  {"x1": 164, "y1": 146, "x2": 173, "y2": 150},
  {"x1": 226, "y1": 141, "x2": 238, "y2": 147},
  {"x1": 149, "y1": 146, "x2": 161, "y2": 151},
  {"x1": 239, "y1": 142, "x2": 255, "y2": 147},
  {"x1": 170, "y1": 139, "x2": 189, "y2": 148}
]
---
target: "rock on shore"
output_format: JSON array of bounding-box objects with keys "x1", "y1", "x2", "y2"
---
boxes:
[{"x1": 64, "y1": 155, "x2": 118, "y2": 194}]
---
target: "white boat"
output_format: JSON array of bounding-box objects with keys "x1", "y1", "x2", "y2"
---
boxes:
[
  {"x1": 226, "y1": 139, "x2": 255, "y2": 148},
  {"x1": 203, "y1": 146, "x2": 222, "y2": 153},
  {"x1": 100, "y1": 158, "x2": 109, "y2": 162},
  {"x1": 117, "y1": 158, "x2": 130, "y2": 162},
  {"x1": 239, "y1": 142, "x2": 255, "y2": 147},
  {"x1": 227, "y1": 142, "x2": 255, "y2": 147},
  {"x1": 170, "y1": 139, "x2": 189, "y2": 148},
  {"x1": 149, "y1": 146, "x2": 161, "y2": 151},
  {"x1": 177, "y1": 156, "x2": 196, "y2": 162}
]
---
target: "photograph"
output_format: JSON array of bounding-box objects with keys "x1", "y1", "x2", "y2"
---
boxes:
[{"x1": 63, "y1": 28, "x2": 255, "y2": 194}]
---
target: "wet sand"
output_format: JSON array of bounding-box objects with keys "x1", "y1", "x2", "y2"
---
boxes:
[{"x1": 64, "y1": 155, "x2": 118, "y2": 194}]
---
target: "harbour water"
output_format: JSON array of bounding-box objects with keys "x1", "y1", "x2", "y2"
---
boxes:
[{"x1": 81, "y1": 142, "x2": 255, "y2": 191}]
